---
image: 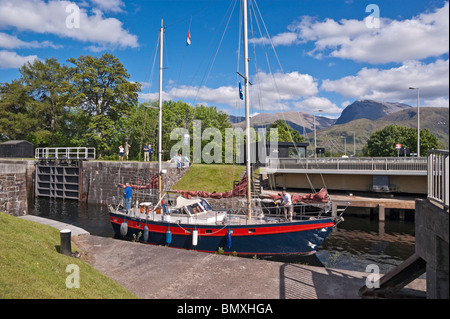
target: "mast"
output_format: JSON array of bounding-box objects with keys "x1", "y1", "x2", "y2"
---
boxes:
[
  {"x1": 158, "y1": 19, "x2": 164, "y2": 201},
  {"x1": 242, "y1": 0, "x2": 252, "y2": 218}
]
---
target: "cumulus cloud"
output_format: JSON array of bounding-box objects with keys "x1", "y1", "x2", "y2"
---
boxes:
[
  {"x1": 0, "y1": 0, "x2": 138, "y2": 50},
  {"x1": 90, "y1": 0, "x2": 124, "y2": 13},
  {"x1": 251, "y1": 2, "x2": 449, "y2": 64},
  {"x1": 0, "y1": 32, "x2": 61, "y2": 50},
  {"x1": 293, "y1": 97, "x2": 342, "y2": 115},
  {"x1": 140, "y1": 71, "x2": 320, "y2": 111},
  {"x1": 0, "y1": 50, "x2": 38, "y2": 69},
  {"x1": 321, "y1": 59, "x2": 449, "y2": 106}
]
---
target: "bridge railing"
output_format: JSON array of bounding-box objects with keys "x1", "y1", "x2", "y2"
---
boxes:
[
  {"x1": 267, "y1": 157, "x2": 427, "y2": 172},
  {"x1": 35, "y1": 147, "x2": 96, "y2": 160},
  {"x1": 427, "y1": 150, "x2": 449, "y2": 210}
]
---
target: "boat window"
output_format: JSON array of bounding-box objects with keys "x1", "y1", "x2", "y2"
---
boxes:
[
  {"x1": 200, "y1": 199, "x2": 212, "y2": 210},
  {"x1": 186, "y1": 203, "x2": 203, "y2": 214}
]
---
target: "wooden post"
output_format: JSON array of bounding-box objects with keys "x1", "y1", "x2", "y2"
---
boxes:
[
  {"x1": 60, "y1": 229, "x2": 72, "y2": 256},
  {"x1": 378, "y1": 204, "x2": 385, "y2": 222}
]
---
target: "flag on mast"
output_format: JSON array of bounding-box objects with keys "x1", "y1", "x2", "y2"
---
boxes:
[
  {"x1": 239, "y1": 82, "x2": 244, "y2": 100},
  {"x1": 186, "y1": 31, "x2": 191, "y2": 46}
]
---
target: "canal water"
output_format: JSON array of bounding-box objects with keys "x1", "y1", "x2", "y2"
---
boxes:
[{"x1": 28, "y1": 197, "x2": 416, "y2": 275}]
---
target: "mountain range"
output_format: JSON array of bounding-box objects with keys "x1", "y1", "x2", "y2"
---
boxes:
[{"x1": 230, "y1": 99, "x2": 449, "y2": 154}]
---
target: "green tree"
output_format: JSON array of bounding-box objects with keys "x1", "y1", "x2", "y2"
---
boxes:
[
  {"x1": 266, "y1": 120, "x2": 305, "y2": 143},
  {"x1": 364, "y1": 124, "x2": 439, "y2": 157},
  {"x1": 19, "y1": 58, "x2": 72, "y2": 146},
  {"x1": 0, "y1": 80, "x2": 37, "y2": 142},
  {"x1": 67, "y1": 53, "x2": 141, "y2": 157},
  {"x1": 0, "y1": 58, "x2": 73, "y2": 146}
]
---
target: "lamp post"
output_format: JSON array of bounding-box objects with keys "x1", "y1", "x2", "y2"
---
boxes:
[
  {"x1": 341, "y1": 135, "x2": 347, "y2": 157},
  {"x1": 409, "y1": 87, "x2": 420, "y2": 157},
  {"x1": 314, "y1": 109, "x2": 323, "y2": 158}
]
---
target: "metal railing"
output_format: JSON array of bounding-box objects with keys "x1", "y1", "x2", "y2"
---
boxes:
[
  {"x1": 267, "y1": 157, "x2": 427, "y2": 173},
  {"x1": 35, "y1": 147, "x2": 96, "y2": 160},
  {"x1": 427, "y1": 150, "x2": 449, "y2": 210}
]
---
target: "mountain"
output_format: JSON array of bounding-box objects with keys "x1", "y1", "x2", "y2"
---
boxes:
[
  {"x1": 335, "y1": 100, "x2": 412, "y2": 125},
  {"x1": 316, "y1": 107, "x2": 449, "y2": 155},
  {"x1": 231, "y1": 111, "x2": 335, "y2": 133}
]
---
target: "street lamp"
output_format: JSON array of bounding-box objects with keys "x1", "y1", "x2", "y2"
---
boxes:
[
  {"x1": 341, "y1": 135, "x2": 347, "y2": 157},
  {"x1": 409, "y1": 87, "x2": 420, "y2": 157},
  {"x1": 314, "y1": 109, "x2": 323, "y2": 158}
]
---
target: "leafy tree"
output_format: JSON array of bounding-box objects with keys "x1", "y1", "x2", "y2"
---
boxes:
[
  {"x1": 0, "y1": 80, "x2": 38, "y2": 142},
  {"x1": 364, "y1": 124, "x2": 439, "y2": 157},
  {"x1": 67, "y1": 53, "x2": 141, "y2": 157},
  {"x1": 266, "y1": 120, "x2": 305, "y2": 143}
]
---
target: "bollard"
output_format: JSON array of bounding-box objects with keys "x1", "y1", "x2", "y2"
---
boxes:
[{"x1": 60, "y1": 229, "x2": 72, "y2": 256}]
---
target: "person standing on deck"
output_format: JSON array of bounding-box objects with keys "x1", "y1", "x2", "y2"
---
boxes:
[
  {"x1": 282, "y1": 190, "x2": 293, "y2": 221},
  {"x1": 124, "y1": 182, "x2": 132, "y2": 214}
]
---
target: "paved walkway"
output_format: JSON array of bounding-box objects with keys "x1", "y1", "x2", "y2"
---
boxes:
[{"x1": 20, "y1": 215, "x2": 426, "y2": 299}]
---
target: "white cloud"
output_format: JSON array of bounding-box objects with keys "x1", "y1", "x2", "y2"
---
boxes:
[
  {"x1": 0, "y1": 50, "x2": 37, "y2": 69},
  {"x1": 91, "y1": 0, "x2": 124, "y2": 13},
  {"x1": 140, "y1": 71, "x2": 320, "y2": 111},
  {"x1": 293, "y1": 97, "x2": 342, "y2": 115},
  {"x1": 321, "y1": 59, "x2": 449, "y2": 105},
  {"x1": 251, "y1": 2, "x2": 449, "y2": 64},
  {"x1": 0, "y1": 0, "x2": 138, "y2": 50},
  {"x1": 0, "y1": 32, "x2": 61, "y2": 49}
]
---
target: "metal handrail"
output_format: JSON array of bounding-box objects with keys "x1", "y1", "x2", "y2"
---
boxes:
[
  {"x1": 427, "y1": 150, "x2": 449, "y2": 210},
  {"x1": 35, "y1": 147, "x2": 96, "y2": 160},
  {"x1": 267, "y1": 157, "x2": 427, "y2": 172}
]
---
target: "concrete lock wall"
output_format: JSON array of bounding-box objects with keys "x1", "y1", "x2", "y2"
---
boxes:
[
  {"x1": 415, "y1": 199, "x2": 449, "y2": 299},
  {"x1": 80, "y1": 161, "x2": 190, "y2": 205}
]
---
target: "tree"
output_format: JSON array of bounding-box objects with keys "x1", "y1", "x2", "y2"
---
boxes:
[
  {"x1": 67, "y1": 53, "x2": 141, "y2": 157},
  {"x1": 0, "y1": 80, "x2": 37, "y2": 142},
  {"x1": 364, "y1": 124, "x2": 439, "y2": 157},
  {"x1": 266, "y1": 120, "x2": 305, "y2": 143},
  {"x1": 0, "y1": 58, "x2": 73, "y2": 146},
  {"x1": 19, "y1": 58, "x2": 72, "y2": 146}
]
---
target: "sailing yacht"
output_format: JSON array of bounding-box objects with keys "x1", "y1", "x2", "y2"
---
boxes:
[{"x1": 109, "y1": 1, "x2": 343, "y2": 256}]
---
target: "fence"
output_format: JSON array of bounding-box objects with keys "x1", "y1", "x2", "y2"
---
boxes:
[
  {"x1": 267, "y1": 157, "x2": 427, "y2": 173},
  {"x1": 427, "y1": 150, "x2": 449, "y2": 210},
  {"x1": 35, "y1": 147, "x2": 96, "y2": 160}
]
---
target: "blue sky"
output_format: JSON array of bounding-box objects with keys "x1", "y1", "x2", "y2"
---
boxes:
[{"x1": 0, "y1": 0, "x2": 448, "y2": 119}]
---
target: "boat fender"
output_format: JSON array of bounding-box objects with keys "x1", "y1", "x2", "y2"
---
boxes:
[
  {"x1": 227, "y1": 230, "x2": 232, "y2": 249},
  {"x1": 192, "y1": 229, "x2": 198, "y2": 246},
  {"x1": 166, "y1": 230, "x2": 172, "y2": 245},
  {"x1": 120, "y1": 222, "x2": 128, "y2": 237},
  {"x1": 143, "y1": 225, "x2": 149, "y2": 242}
]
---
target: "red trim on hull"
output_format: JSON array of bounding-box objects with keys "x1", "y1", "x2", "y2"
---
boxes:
[{"x1": 110, "y1": 215, "x2": 334, "y2": 237}]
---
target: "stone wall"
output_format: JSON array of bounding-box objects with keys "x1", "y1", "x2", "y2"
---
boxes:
[
  {"x1": 81, "y1": 161, "x2": 190, "y2": 205},
  {"x1": 0, "y1": 160, "x2": 35, "y2": 216}
]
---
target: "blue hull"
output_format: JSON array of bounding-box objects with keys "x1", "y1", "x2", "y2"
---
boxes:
[{"x1": 110, "y1": 212, "x2": 336, "y2": 255}]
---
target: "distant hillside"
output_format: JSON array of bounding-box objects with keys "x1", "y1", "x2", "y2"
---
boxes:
[
  {"x1": 335, "y1": 100, "x2": 412, "y2": 125},
  {"x1": 317, "y1": 107, "x2": 449, "y2": 155},
  {"x1": 231, "y1": 111, "x2": 335, "y2": 133}
]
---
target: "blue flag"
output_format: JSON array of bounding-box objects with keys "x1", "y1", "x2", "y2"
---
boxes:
[{"x1": 239, "y1": 82, "x2": 243, "y2": 100}]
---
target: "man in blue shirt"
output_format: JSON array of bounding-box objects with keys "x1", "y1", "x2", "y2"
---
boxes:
[{"x1": 124, "y1": 182, "x2": 132, "y2": 214}]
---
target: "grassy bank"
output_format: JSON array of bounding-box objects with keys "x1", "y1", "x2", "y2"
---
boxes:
[
  {"x1": 172, "y1": 164, "x2": 245, "y2": 193},
  {"x1": 0, "y1": 212, "x2": 138, "y2": 299}
]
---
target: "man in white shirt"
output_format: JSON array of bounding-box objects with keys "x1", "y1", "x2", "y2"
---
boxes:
[{"x1": 281, "y1": 190, "x2": 293, "y2": 221}]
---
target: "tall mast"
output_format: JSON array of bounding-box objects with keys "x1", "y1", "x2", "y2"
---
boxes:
[
  {"x1": 158, "y1": 19, "x2": 164, "y2": 201},
  {"x1": 243, "y1": 0, "x2": 252, "y2": 218}
]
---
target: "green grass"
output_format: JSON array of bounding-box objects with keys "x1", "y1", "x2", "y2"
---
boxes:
[
  {"x1": 172, "y1": 164, "x2": 245, "y2": 193},
  {"x1": 0, "y1": 212, "x2": 138, "y2": 299}
]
